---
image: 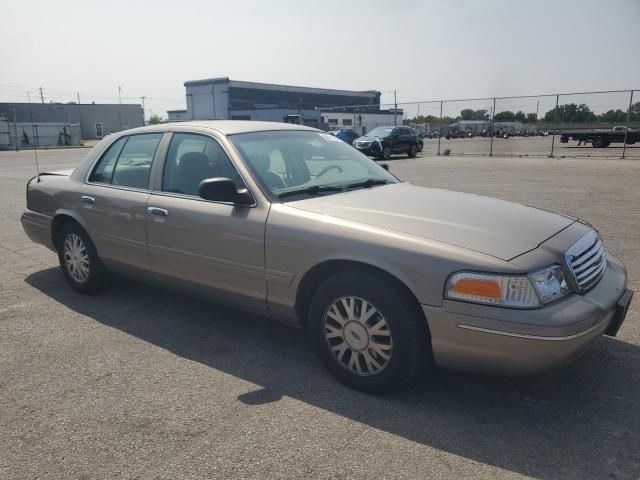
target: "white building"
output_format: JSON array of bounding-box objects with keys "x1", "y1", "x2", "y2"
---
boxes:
[{"x1": 321, "y1": 111, "x2": 404, "y2": 135}]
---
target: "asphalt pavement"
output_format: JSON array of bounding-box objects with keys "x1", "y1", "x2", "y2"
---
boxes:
[{"x1": 1, "y1": 147, "x2": 639, "y2": 479}]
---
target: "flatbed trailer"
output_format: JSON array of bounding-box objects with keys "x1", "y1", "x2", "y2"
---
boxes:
[{"x1": 559, "y1": 126, "x2": 640, "y2": 148}]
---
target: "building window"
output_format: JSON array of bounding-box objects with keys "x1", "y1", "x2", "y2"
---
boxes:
[
  {"x1": 95, "y1": 123, "x2": 103, "y2": 138},
  {"x1": 328, "y1": 119, "x2": 338, "y2": 125},
  {"x1": 342, "y1": 119, "x2": 352, "y2": 126}
]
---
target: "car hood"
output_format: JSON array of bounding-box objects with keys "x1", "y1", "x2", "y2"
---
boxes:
[
  {"x1": 355, "y1": 136, "x2": 386, "y2": 142},
  {"x1": 285, "y1": 182, "x2": 575, "y2": 261}
]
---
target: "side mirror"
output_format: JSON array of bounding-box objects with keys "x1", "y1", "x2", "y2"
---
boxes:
[{"x1": 198, "y1": 177, "x2": 253, "y2": 205}]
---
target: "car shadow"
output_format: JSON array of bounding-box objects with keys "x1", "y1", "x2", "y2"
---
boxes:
[{"x1": 25, "y1": 267, "x2": 640, "y2": 479}]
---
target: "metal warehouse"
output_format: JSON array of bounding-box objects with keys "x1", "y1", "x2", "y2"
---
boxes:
[
  {"x1": 0, "y1": 102, "x2": 144, "y2": 141},
  {"x1": 169, "y1": 77, "x2": 395, "y2": 131}
]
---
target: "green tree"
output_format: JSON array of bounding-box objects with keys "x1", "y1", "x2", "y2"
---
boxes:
[
  {"x1": 460, "y1": 109, "x2": 474, "y2": 120},
  {"x1": 628, "y1": 102, "x2": 640, "y2": 121},
  {"x1": 473, "y1": 109, "x2": 489, "y2": 120},
  {"x1": 544, "y1": 103, "x2": 596, "y2": 123},
  {"x1": 148, "y1": 114, "x2": 164, "y2": 125},
  {"x1": 599, "y1": 109, "x2": 627, "y2": 123},
  {"x1": 526, "y1": 113, "x2": 538, "y2": 123},
  {"x1": 494, "y1": 111, "x2": 515, "y2": 121},
  {"x1": 514, "y1": 111, "x2": 526, "y2": 122}
]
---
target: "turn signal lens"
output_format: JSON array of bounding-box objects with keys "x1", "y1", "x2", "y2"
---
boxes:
[
  {"x1": 452, "y1": 278, "x2": 502, "y2": 299},
  {"x1": 445, "y1": 272, "x2": 541, "y2": 308}
]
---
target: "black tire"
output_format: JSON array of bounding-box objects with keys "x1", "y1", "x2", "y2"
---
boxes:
[
  {"x1": 417, "y1": 141, "x2": 423, "y2": 152},
  {"x1": 308, "y1": 271, "x2": 431, "y2": 393},
  {"x1": 592, "y1": 137, "x2": 606, "y2": 148},
  {"x1": 57, "y1": 222, "x2": 109, "y2": 294},
  {"x1": 381, "y1": 146, "x2": 392, "y2": 160},
  {"x1": 408, "y1": 144, "x2": 418, "y2": 158}
]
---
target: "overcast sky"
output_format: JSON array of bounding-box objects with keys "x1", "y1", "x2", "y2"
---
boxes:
[{"x1": 1, "y1": 0, "x2": 638, "y2": 119}]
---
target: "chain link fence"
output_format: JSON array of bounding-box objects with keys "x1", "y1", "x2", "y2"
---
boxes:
[{"x1": 320, "y1": 89, "x2": 639, "y2": 159}]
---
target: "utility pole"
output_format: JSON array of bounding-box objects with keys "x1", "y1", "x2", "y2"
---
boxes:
[
  {"x1": 140, "y1": 96, "x2": 146, "y2": 125},
  {"x1": 77, "y1": 92, "x2": 81, "y2": 104},
  {"x1": 393, "y1": 89, "x2": 397, "y2": 126},
  {"x1": 39, "y1": 87, "x2": 45, "y2": 104},
  {"x1": 535, "y1": 100, "x2": 539, "y2": 121},
  {"x1": 118, "y1": 86, "x2": 122, "y2": 104}
]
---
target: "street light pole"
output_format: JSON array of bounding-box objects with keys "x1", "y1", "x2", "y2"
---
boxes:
[{"x1": 394, "y1": 89, "x2": 397, "y2": 126}]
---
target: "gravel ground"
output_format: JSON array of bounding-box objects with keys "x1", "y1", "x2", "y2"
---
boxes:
[{"x1": 1, "y1": 148, "x2": 639, "y2": 480}]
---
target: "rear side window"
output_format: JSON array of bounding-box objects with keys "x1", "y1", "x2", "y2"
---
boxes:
[
  {"x1": 89, "y1": 137, "x2": 127, "y2": 183},
  {"x1": 89, "y1": 133, "x2": 162, "y2": 189}
]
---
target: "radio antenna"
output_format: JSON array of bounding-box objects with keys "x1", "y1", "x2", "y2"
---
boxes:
[{"x1": 27, "y1": 91, "x2": 41, "y2": 182}]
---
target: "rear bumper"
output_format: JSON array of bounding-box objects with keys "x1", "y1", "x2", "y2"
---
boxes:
[
  {"x1": 423, "y1": 254, "x2": 632, "y2": 375},
  {"x1": 20, "y1": 210, "x2": 55, "y2": 251}
]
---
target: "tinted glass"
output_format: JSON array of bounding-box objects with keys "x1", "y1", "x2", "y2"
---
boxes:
[
  {"x1": 230, "y1": 131, "x2": 397, "y2": 198},
  {"x1": 89, "y1": 137, "x2": 127, "y2": 183},
  {"x1": 162, "y1": 133, "x2": 242, "y2": 196},
  {"x1": 111, "y1": 134, "x2": 162, "y2": 189}
]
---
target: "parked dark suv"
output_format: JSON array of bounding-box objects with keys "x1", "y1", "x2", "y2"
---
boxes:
[{"x1": 353, "y1": 126, "x2": 419, "y2": 160}]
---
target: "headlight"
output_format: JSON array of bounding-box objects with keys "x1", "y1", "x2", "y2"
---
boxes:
[
  {"x1": 445, "y1": 266, "x2": 572, "y2": 308},
  {"x1": 530, "y1": 265, "x2": 570, "y2": 303},
  {"x1": 445, "y1": 272, "x2": 540, "y2": 308}
]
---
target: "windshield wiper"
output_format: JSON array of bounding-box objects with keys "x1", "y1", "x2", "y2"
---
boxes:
[
  {"x1": 278, "y1": 185, "x2": 345, "y2": 199},
  {"x1": 345, "y1": 179, "x2": 390, "y2": 190}
]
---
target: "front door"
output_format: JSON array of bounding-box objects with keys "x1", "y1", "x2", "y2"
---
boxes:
[
  {"x1": 78, "y1": 132, "x2": 163, "y2": 270},
  {"x1": 145, "y1": 132, "x2": 268, "y2": 312}
]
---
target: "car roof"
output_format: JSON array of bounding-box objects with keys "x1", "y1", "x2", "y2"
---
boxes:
[{"x1": 122, "y1": 120, "x2": 319, "y2": 136}]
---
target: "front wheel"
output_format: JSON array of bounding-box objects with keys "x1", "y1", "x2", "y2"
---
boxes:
[
  {"x1": 379, "y1": 146, "x2": 392, "y2": 160},
  {"x1": 57, "y1": 223, "x2": 109, "y2": 294},
  {"x1": 308, "y1": 271, "x2": 431, "y2": 393}
]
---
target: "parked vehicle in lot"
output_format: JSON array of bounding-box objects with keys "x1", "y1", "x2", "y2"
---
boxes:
[
  {"x1": 353, "y1": 126, "x2": 419, "y2": 160},
  {"x1": 328, "y1": 129, "x2": 360, "y2": 145},
  {"x1": 21, "y1": 121, "x2": 633, "y2": 392},
  {"x1": 559, "y1": 126, "x2": 640, "y2": 148},
  {"x1": 407, "y1": 127, "x2": 424, "y2": 152}
]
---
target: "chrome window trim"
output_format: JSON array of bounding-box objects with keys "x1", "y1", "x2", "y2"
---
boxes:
[{"x1": 82, "y1": 130, "x2": 258, "y2": 207}]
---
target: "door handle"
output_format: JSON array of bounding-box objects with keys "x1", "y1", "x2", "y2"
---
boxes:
[
  {"x1": 81, "y1": 195, "x2": 95, "y2": 205},
  {"x1": 147, "y1": 207, "x2": 169, "y2": 217}
]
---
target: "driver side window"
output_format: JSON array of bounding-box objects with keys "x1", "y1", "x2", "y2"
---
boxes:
[{"x1": 162, "y1": 133, "x2": 242, "y2": 196}]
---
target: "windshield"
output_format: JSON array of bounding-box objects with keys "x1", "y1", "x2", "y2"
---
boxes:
[
  {"x1": 365, "y1": 127, "x2": 394, "y2": 138},
  {"x1": 230, "y1": 131, "x2": 397, "y2": 200}
]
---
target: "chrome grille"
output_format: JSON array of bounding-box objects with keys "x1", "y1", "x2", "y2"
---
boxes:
[{"x1": 565, "y1": 230, "x2": 607, "y2": 292}]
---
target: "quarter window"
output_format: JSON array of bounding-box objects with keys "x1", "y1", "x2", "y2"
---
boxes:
[{"x1": 162, "y1": 133, "x2": 242, "y2": 196}]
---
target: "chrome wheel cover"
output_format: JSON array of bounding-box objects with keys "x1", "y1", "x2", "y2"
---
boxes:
[
  {"x1": 63, "y1": 233, "x2": 90, "y2": 283},
  {"x1": 323, "y1": 296, "x2": 393, "y2": 376}
]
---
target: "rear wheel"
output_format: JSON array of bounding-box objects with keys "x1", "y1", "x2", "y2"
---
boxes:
[
  {"x1": 408, "y1": 144, "x2": 418, "y2": 158},
  {"x1": 592, "y1": 137, "x2": 609, "y2": 148},
  {"x1": 57, "y1": 223, "x2": 109, "y2": 294},
  {"x1": 308, "y1": 271, "x2": 431, "y2": 393}
]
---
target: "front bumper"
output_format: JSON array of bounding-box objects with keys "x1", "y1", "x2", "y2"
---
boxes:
[
  {"x1": 354, "y1": 142, "x2": 382, "y2": 157},
  {"x1": 422, "y1": 254, "x2": 632, "y2": 374}
]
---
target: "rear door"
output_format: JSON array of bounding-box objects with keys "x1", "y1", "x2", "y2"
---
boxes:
[
  {"x1": 145, "y1": 132, "x2": 269, "y2": 312},
  {"x1": 77, "y1": 132, "x2": 164, "y2": 270}
]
